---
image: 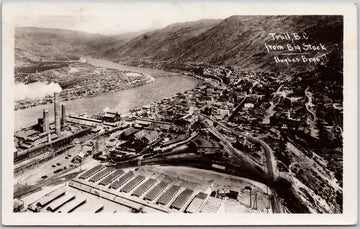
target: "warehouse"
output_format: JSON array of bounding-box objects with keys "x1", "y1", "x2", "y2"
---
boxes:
[
  {"x1": 134, "y1": 130, "x2": 160, "y2": 145},
  {"x1": 157, "y1": 185, "x2": 181, "y2": 206},
  {"x1": 185, "y1": 192, "x2": 208, "y2": 213},
  {"x1": 144, "y1": 182, "x2": 168, "y2": 201},
  {"x1": 178, "y1": 180, "x2": 199, "y2": 190},
  {"x1": 199, "y1": 196, "x2": 223, "y2": 213},
  {"x1": 102, "y1": 111, "x2": 121, "y2": 123},
  {"x1": 132, "y1": 178, "x2": 156, "y2": 197},
  {"x1": 46, "y1": 193, "x2": 76, "y2": 212},
  {"x1": 35, "y1": 187, "x2": 66, "y2": 208},
  {"x1": 170, "y1": 188, "x2": 194, "y2": 210},
  {"x1": 98, "y1": 169, "x2": 124, "y2": 186},
  {"x1": 58, "y1": 198, "x2": 86, "y2": 213},
  {"x1": 89, "y1": 167, "x2": 115, "y2": 183},
  {"x1": 109, "y1": 172, "x2": 134, "y2": 190},
  {"x1": 120, "y1": 175, "x2": 145, "y2": 193},
  {"x1": 79, "y1": 165, "x2": 105, "y2": 180},
  {"x1": 120, "y1": 127, "x2": 139, "y2": 140}
]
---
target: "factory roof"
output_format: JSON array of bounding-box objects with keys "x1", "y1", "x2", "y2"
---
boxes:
[
  {"x1": 122, "y1": 127, "x2": 138, "y2": 137},
  {"x1": 15, "y1": 129, "x2": 39, "y2": 139},
  {"x1": 132, "y1": 178, "x2": 156, "y2": 197},
  {"x1": 186, "y1": 196, "x2": 206, "y2": 213},
  {"x1": 79, "y1": 165, "x2": 105, "y2": 180},
  {"x1": 109, "y1": 172, "x2": 134, "y2": 190},
  {"x1": 103, "y1": 112, "x2": 118, "y2": 118},
  {"x1": 120, "y1": 175, "x2": 145, "y2": 193},
  {"x1": 195, "y1": 192, "x2": 208, "y2": 200},
  {"x1": 170, "y1": 188, "x2": 194, "y2": 210},
  {"x1": 89, "y1": 167, "x2": 115, "y2": 183},
  {"x1": 134, "y1": 130, "x2": 159, "y2": 142},
  {"x1": 99, "y1": 169, "x2": 124, "y2": 186},
  {"x1": 36, "y1": 187, "x2": 66, "y2": 207},
  {"x1": 46, "y1": 193, "x2": 76, "y2": 212},
  {"x1": 200, "y1": 196, "x2": 222, "y2": 213},
  {"x1": 144, "y1": 182, "x2": 168, "y2": 201},
  {"x1": 157, "y1": 185, "x2": 181, "y2": 206}
]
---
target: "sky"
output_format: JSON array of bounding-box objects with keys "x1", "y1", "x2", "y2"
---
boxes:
[
  {"x1": 12, "y1": 2, "x2": 251, "y2": 35},
  {"x1": 9, "y1": 2, "x2": 348, "y2": 35}
]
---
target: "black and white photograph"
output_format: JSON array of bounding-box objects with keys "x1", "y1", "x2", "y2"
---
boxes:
[{"x1": 1, "y1": 2, "x2": 357, "y2": 226}]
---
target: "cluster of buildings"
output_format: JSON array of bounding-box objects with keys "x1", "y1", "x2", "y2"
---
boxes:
[
  {"x1": 15, "y1": 62, "x2": 153, "y2": 110},
  {"x1": 14, "y1": 92, "x2": 127, "y2": 174},
  {"x1": 15, "y1": 93, "x2": 79, "y2": 155},
  {"x1": 26, "y1": 165, "x2": 223, "y2": 214}
]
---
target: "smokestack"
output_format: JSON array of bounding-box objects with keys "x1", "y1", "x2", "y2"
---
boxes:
[
  {"x1": 47, "y1": 132, "x2": 52, "y2": 143},
  {"x1": 61, "y1": 104, "x2": 66, "y2": 127},
  {"x1": 54, "y1": 92, "x2": 61, "y2": 135},
  {"x1": 43, "y1": 109, "x2": 49, "y2": 133}
]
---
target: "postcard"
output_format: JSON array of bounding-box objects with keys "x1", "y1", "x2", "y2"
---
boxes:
[{"x1": 2, "y1": 2, "x2": 357, "y2": 225}]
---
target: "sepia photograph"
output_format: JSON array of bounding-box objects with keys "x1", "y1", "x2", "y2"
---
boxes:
[{"x1": 2, "y1": 2, "x2": 358, "y2": 226}]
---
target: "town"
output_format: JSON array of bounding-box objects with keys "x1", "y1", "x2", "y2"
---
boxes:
[
  {"x1": 13, "y1": 62, "x2": 342, "y2": 214},
  {"x1": 14, "y1": 58, "x2": 154, "y2": 110}
]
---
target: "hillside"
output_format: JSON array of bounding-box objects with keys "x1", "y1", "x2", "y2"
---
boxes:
[
  {"x1": 103, "y1": 19, "x2": 222, "y2": 62},
  {"x1": 15, "y1": 27, "x2": 136, "y2": 67},
  {"x1": 105, "y1": 15, "x2": 342, "y2": 73}
]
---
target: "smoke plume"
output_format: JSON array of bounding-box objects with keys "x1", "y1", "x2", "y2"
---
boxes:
[{"x1": 15, "y1": 81, "x2": 62, "y2": 100}]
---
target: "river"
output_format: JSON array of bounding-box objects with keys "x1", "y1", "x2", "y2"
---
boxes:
[{"x1": 15, "y1": 59, "x2": 200, "y2": 131}]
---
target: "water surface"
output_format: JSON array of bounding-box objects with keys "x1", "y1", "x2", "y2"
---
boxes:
[{"x1": 15, "y1": 59, "x2": 199, "y2": 131}]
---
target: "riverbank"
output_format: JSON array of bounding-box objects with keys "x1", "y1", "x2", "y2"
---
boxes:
[
  {"x1": 15, "y1": 74, "x2": 199, "y2": 131},
  {"x1": 15, "y1": 59, "x2": 160, "y2": 111},
  {"x1": 87, "y1": 57, "x2": 179, "y2": 78}
]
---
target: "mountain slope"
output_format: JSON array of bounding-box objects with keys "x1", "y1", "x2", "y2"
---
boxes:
[
  {"x1": 104, "y1": 19, "x2": 222, "y2": 63},
  {"x1": 105, "y1": 15, "x2": 342, "y2": 73},
  {"x1": 15, "y1": 27, "x2": 137, "y2": 67}
]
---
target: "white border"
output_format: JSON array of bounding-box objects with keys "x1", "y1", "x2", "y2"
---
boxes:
[{"x1": 2, "y1": 2, "x2": 358, "y2": 225}]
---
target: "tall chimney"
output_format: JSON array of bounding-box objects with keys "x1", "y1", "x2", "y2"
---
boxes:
[
  {"x1": 47, "y1": 132, "x2": 52, "y2": 143},
  {"x1": 61, "y1": 104, "x2": 66, "y2": 128},
  {"x1": 54, "y1": 92, "x2": 61, "y2": 135},
  {"x1": 43, "y1": 109, "x2": 49, "y2": 133}
]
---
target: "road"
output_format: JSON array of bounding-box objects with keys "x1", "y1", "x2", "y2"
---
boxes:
[{"x1": 228, "y1": 96, "x2": 248, "y2": 122}]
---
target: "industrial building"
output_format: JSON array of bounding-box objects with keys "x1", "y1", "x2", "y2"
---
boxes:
[
  {"x1": 79, "y1": 165, "x2": 105, "y2": 180},
  {"x1": 14, "y1": 93, "x2": 92, "y2": 168},
  {"x1": 59, "y1": 198, "x2": 86, "y2": 213},
  {"x1": 185, "y1": 192, "x2": 208, "y2": 213},
  {"x1": 98, "y1": 170, "x2": 124, "y2": 186},
  {"x1": 120, "y1": 175, "x2": 145, "y2": 193},
  {"x1": 46, "y1": 193, "x2": 76, "y2": 212},
  {"x1": 157, "y1": 185, "x2": 181, "y2": 206},
  {"x1": 109, "y1": 172, "x2": 134, "y2": 190},
  {"x1": 89, "y1": 167, "x2": 115, "y2": 183},
  {"x1": 170, "y1": 188, "x2": 194, "y2": 210},
  {"x1": 131, "y1": 178, "x2": 156, "y2": 197},
  {"x1": 25, "y1": 165, "x2": 230, "y2": 214},
  {"x1": 144, "y1": 182, "x2": 168, "y2": 202}
]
